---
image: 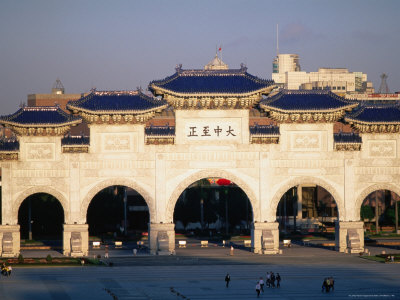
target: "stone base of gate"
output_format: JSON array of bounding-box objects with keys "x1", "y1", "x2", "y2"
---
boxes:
[
  {"x1": 251, "y1": 222, "x2": 279, "y2": 254},
  {"x1": 0, "y1": 225, "x2": 20, "y2": 258},
  {"x1": 335, "y1": 221, "x2": 364, "y2": 253},
  {"x1": 63, "y1": 224, "x2": 89, "y2": 257},
  {"x1": 148, "y1": 223, "x2": 175, "y2": 255}
]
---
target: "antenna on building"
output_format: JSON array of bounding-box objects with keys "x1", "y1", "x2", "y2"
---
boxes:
[
  {"x1": 52, "y1": 78, "x2": 65, "y2": 95},
  {"x1": 378, "y1": 73, "x2": 390, "y2": 94},
  {"x1": 276, "y1": 24, "x2": 279, "y2": 56}
]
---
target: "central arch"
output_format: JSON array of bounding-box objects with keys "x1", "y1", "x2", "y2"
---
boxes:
[
  {"x1": 80, "y1": 178, "x2": 155, "y2": 223},
  {"x1": 166, "y1": 169, "x2": 259, "y2": 223},
  {"x1": 269, "y1": 176, "x2": 344, "y2": 222}
]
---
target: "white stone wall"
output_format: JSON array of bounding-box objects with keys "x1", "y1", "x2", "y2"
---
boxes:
[{"x1": 1, "y1": 109, "x2": 400, "y2": 255}]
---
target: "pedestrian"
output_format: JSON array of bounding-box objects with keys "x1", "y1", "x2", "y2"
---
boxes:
[
  {"x1": 329, "y1": 276, "x2": 334, "y2": 292},
  {"x1": 225, "y1": 273, "x2": 231, "y2": 287},
  {"x1": 266, "y1": 272, "x2": 271, "y2": 288},
  {"x1": 105, "y1": 245, "x2": 109, "y2": 259},
  {"x1": 7, "y1": 265, "x2": 12, "y2": 276},
  {"x1": 270, "y1": 272, "x2": 276, "y2": 288},
  {"x1": 276, "y1": 273, "x2": 281, "y2": 288},
  {"x1": 230, "y1": 245, "x2": 234, "y2": 256},
  {"x1": 322, "y1": 278, "x2": 328, "y2": 293},
  {"x1": 259, "y1": 277, "x2": 264, "y2": 292},
  {"x1": 256, "y1": 282, "x2": 261, "y2": 298}
]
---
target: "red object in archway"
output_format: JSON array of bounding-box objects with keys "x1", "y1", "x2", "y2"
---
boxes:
[{"x1": 216, "y1": 178, "x2": 231, "y2": 186}]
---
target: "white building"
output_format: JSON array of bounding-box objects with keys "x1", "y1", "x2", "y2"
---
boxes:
[{"x1": 272, "y1": 54, "x2": 373, "y2": 93}]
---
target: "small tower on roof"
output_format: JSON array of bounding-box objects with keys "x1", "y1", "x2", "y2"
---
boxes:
[
  {"x1": 52, "y1": 78, "x2": 65, "y2": 95},
  {"x1": 204, "y1": 50, "x2": 228, "y2": 70},
  {"x1": 378, "y1": 73, "x2": 390, "y2": 94}
]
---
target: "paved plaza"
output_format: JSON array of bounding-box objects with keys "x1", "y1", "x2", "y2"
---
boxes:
[{"x1": 1, "y1": 245, "x2": 400, "y2": 300}]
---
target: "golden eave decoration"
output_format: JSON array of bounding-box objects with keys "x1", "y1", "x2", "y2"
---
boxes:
[
  {"x1": 345, "y1": 119, "x2": 400, "y2": 133},
  {"x1": 150, "y1": 85, "x2": 275, "y2": 110},
  {"x1": 4, "y1": 124, "x2": 75, "y2": 136},
  {"x1": 75, "y1": 110, "x2": 166, "y2": 125}
]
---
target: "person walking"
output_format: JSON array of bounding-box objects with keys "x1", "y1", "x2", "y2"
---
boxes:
[
  {"x1": 225, "y1": 273, "x2": 231, "y2": 287},
  {"x1": 270, "y1": 272, "x2": 276, "y2": 288},
  {"x1": 266, "y1": 272, "x2": 271, "y2": 288},
  {"x1": 259, "y1": 277, "x2": 264, "y2": 292},
  {"x1": 255, "y1": 282, "x2": 261, "y2": 298},
  {"x1": 276, "y1": 273, "x2": 281, "y2": 288},
  {"x1": 230, "y1": 245, "x2": 234, "y2": 256},
  {"x1": 104, "y1": 245, "x2": 109, "y2": 259}
]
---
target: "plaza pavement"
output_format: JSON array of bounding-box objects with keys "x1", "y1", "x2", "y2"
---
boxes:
[{"x1": 2, "y1": 244, "x2": 399, "y2": 300}]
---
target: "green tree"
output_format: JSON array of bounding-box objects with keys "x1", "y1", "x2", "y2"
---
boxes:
[{"x1": 361, "y1": 205, "x2": 374, "y2": 221}]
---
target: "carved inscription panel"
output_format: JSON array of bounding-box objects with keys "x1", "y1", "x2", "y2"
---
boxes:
[
  {"x1": 290, "y1": 131, "x2": 322, "y2": 151},
  {"x1": 26, "y1": 143, "x2": 55, "y2": 161},
  {"x1": 182, "y1": 118, "x2": 241, "y2": 142},
  {"x1": 102, "y1": 133, "x2": 136, "y2": 152},
  {"x1": 367, "y1": 140, "x2": 396, "y2": 158}
]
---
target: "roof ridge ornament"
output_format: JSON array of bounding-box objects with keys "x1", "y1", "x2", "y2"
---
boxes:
[
  {"x1": 240, "y1": 63, "x2": 247, "y2": 73},
  {"x1": 175, "y1": 64, "x2": 183, "y2": 74}
]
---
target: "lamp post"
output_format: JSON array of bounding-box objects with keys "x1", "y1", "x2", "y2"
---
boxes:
[
  {"x1": 200, "y1": 198, "x2": 204, "y2": 231},
  {"x1": 216, "y1": 179, "x2": 231, "y2": 236}
]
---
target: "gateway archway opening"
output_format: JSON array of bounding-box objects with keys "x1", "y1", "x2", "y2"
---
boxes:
[
  {"x1": 174, "y1": 178, "x2": 253, "y2": 239},
  {"x1": 360, "y1": 190, "x2": 400, "y2": 235},
  {"x1": 18, "y1": 193, "x2": 64, "y2": 247},
  {"x1": 87, "y1": 185, "x2": 149, "y2": 242},
  {"x1": 276, "y1": 185, "x2": 338, "y2": 247}
]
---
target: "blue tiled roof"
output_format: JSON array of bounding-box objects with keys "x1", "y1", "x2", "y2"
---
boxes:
[
  {"x1": 250, "y1": 125, "x2": 280, "y2": 135},
  {"x1": 334, "y1": 132, "x2": 362, "y2": 143},
  {"x1": 62, "y1": 135, "x2": 90, "y2": 146},
  {"x1": 67, "y1": 90, "x2": 167, "y2": 113},
  {"x1": 0, "y1": 106, "x2": 81, "y2": 126},
  {"x1": 345, "y1": 101, "x2": 400, "y2": 123},
  {"x1": 0, "y1": 140, "x2": 19, "y2": 151},
  {"x1": 261, "y1": 90, "x2": 358, "y2": 111},
  {"x1": 145, "y1": 125, "x2": 175, "y2": 136},
  {"x1": 149, "y1": 67, "x2": 274, "y2": 95}
]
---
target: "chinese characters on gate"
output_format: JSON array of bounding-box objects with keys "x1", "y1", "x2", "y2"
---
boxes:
[{"x1": 187, "y1": 125, "x2": 236, "y2": 138}]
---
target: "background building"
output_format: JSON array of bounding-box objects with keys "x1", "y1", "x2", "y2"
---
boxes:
[
  {"x1": 272, "y1": 54, "x2": 374, "y2": 94},
  {"x1": 27, "y1": 79, "x2": 87, "y2": 112}
]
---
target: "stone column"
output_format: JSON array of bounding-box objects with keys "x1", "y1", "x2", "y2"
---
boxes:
[
  {"x1": 251, "y1": 222, "x2": 279, "y2": 254},
  {"x1": 148, "y1": 223, "x2": 175, "y2": 255},
  {"x1": 63, "y1": 224, "x2": 89, "y2": 257},
  {"x1": 0, "y1": 225, "x2": 20, "y2": 258},
  {"x1": 335, "y1": 221, "x2": 364, "y2": 253}
]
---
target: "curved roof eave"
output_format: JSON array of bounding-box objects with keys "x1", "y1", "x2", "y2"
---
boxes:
[{"x1": 150, "y1": 85, "x2": 274, "y2": 98}]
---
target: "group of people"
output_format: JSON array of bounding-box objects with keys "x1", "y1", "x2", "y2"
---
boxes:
[
  {"x1": 255, "y1": 272, "x2": 281, "y2": 297},
  {"x1": 321, "y1": 277, "x2": 335, "y2": 293},
  {"x1": 1, "y1": 263, "x2": 12, "y2": 277}
]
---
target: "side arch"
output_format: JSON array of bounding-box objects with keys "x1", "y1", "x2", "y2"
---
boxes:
[
  {"x1": 354, "y1": 183, "x2": 400, "y2": 220},
  {"x1": 165, "y1": 169, "x2": 259, "y2": 223},
  {"x1": 269, "y1": 176, "x2": 344, "y2": 222},
  {"x1": 80, "y1": 178, "x2": 155, "y2": 223},
  {"x1": 12, "y1": 186, "x2": 69, "y2": 224}
]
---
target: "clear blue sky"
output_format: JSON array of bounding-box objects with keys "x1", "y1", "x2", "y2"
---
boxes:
[{"x1": 1, "y1": 0, "x2": 399, "y2": 115}]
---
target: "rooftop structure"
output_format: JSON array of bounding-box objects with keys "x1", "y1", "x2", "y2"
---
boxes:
[
  {"x1": 27, "y1": 79, "x2": 87, "y2": 111},
  {"x1": 67, "y1": 89, "x2": 168, "y2": 124},
  {"x1": 150, "y1": 63, "x2": 274, "y2": 109}
]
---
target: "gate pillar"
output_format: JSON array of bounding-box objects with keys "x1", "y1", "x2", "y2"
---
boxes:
[
  {"x1": 0, "y1": 225, "x2": 20, "y2": 258},
  {"x1": 148, "y1": 223, "x2": 175, "y2": 255},
  {"x1": 335, "y1": 221, "x2": 364, "y2": 253},
  {"x1": 251, "y1": 222, "x2": 279, "y2": 254},
  {"x1": 63, "y1": 224, "x2": 89, "y2": 257}
]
